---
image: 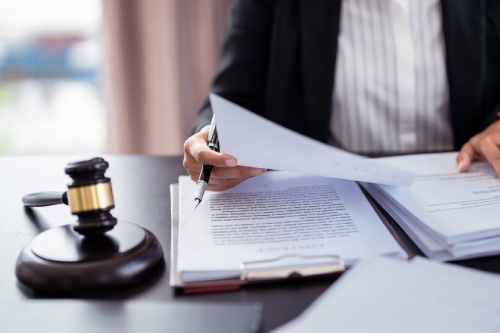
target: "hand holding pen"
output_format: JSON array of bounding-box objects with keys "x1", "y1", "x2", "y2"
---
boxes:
[
  {"x1": 193, "y1": 115, "x2": 219, "y2": 210},
  {"x1": 183, "y1": 114, "x2": 267, "y2": 209}
]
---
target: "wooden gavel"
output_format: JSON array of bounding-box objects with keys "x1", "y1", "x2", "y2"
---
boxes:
[
  {"x1": 22, "y1": 157, "x2": 117, "y2": 235},
  {"x1": 17, "y1": 157, "x2": 164, "y2": 293}
]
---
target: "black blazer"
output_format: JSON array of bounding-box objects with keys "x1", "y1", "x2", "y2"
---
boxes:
[{"x1": 195, "y1": 0, "x2": 500, "y2": 150}]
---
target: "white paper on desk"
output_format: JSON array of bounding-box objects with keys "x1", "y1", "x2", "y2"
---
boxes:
[
  {"x1": 209, "y1": 94, "x2": 415, "y2": 186},
  {"x1": 272, "y1": 256, "x2": 500, "y2": 333},
  {"x1": 177, "y1": 172, "x2": 406, "y2": 282},
  {"x1": 362, "y1": 182, "x2": 451, "y2": 260},
  {"x1": 373, "y1": 152, "x2": 500, "y2": 245}
]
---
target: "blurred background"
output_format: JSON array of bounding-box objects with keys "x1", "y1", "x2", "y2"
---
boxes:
[{"x1": 0, "y1": 0, "x2": 231, "y2": 155}]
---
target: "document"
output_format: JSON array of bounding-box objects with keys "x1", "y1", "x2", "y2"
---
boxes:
[
  {"x1": 209, "y1": 94, "x2": 415, "y2": 186},
  {"x1": 272, "y1": 256, "x2": 500, "y2": 333},
  {"x1": 175, "y1": 171, "x2": 406, "y2": 284},
  {"x1": 363, "y1": 152, "x2": 500, "y2": 260}
]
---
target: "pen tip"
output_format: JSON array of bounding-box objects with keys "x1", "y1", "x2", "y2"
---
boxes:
[{"x1": 193, "y1": 199, "x2": 201, "y2": 211}]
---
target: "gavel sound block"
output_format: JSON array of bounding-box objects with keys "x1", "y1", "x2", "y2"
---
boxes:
[{"x1": 16, "y1": 158, "x2": 164, "y2": 293}]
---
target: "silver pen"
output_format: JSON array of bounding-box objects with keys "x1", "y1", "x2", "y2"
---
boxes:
[{"x1": 193, "y1": 114, "x2": 219, "y2": 210}]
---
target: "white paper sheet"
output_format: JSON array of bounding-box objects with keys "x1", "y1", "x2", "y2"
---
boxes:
[
  {"x1": 209, "y1": 94, "x2": 415, "y2": 186},
  {"x1": 362, "y1": 182, "x2": 450, "y2": 260},
  {"x1": 177, "y1": 172, "x2": 406, "y2": 282},
  {"x1": 374, "y1": 152, "x2": 500, "y2": 244},
  {"x1": 273, "y1": 256, "x2": 500, "y2": 333}
]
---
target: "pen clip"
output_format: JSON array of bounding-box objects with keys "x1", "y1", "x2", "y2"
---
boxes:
[{"x1": 208, "y1": 115, "x2": 219, "y2": 151}]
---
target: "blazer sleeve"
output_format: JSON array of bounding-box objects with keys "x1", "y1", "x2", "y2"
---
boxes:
[
  {"x1": 483, "y1": 0, "x2": 500, "y2": 128},
  {"x1": 192, "y1": 0, "x2": 276, "y2": 134}
]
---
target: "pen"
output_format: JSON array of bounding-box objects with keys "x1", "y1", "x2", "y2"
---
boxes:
[{"x1": 193, "y1": 114, "x2": 219, "y2": 210}]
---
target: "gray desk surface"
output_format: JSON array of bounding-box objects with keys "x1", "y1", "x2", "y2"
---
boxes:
[
  {"x1": 1, "y1": 155, "x2": 499, "y2": 332},
  {"x1": 0, "y1": 155, "x2": 333, "y2": 332}
]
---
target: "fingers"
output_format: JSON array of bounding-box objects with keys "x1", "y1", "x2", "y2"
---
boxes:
[
  {"x1": 477, "y1": 136, "x2": 500, "y2": 175},
  {"x1": 183, "y1": 131, "x2": 266, "y2": 191},
  {"x1": 206, "y1": 176, "x2": 252, "y2": 191},
  {"x1": 184, "y1": 131, "x2": 236, "y2": 167},
  {"x1": 210, "y1": 165, "x2": 266, "y2": 180},
  {"x1": 456, "y1": 143, "x2": 475, "y2": 172},
  {"x1": 457, "y1": 124, "x2": 500, "y2": 175}
]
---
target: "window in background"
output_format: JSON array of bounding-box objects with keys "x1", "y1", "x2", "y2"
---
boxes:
[{"x1": 0, "y1": 0, "x2": 106, "y2": 155}]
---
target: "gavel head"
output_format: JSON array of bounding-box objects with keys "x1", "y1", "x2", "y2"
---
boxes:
[{"x1": 65, "y1": 157, "x2": 117, "y2": 236}]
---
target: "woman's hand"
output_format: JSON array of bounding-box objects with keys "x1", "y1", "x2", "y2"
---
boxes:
[
  {"x1": 183, "y1": 128, "x2": 266, "y2": 191},
  {"x1": 457, "y1": 119, "x2": 500, "y2": 175}
]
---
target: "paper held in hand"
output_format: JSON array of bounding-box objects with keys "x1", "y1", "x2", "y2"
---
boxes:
[{"x1": 209, "y1": 93, "x2": 416, "y2": 186}]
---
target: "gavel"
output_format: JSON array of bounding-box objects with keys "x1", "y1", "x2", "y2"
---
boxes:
[
  {"x1": 22, "y1": 157, "x2": 117, "y2": 235},
  {"x1": 16, "y1": 157, "x2": 164, "y2": 293}
]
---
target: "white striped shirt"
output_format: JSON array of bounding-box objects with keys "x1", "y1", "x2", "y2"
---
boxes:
[{"x1": 331, "y1": 0, "x2": 454, "y2": 154}]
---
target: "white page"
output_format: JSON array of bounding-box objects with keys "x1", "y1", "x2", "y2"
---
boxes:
[
  {"x1": 374, "y1": 152, "x2": 500, "y2": 244},
  {"x1": 273, "y1": 256, "x2": 500, "y2": 333},
  {"x1": 177, "y1": 172, "x2": 406, "y2": 282},
  {"x1": 366, "y1": 180, "x2": 500, "y2": 260},
  {"x1": 209, "y1": 94, "x2": 415, "y2": 186},
  {"x1": 362, "y1": 182, "x2": 450, "y2": 260}
]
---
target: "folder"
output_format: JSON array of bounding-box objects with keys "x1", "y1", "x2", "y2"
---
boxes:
[
  {"x1": 362, "y1": 152, "x2": 500, "y2": 261},
  {"x1": 170, "y1": 184, "x2": 345, "y2": 293},
  {"x1": 169, "y1": 179, "x2": 411, "y2": 293}
]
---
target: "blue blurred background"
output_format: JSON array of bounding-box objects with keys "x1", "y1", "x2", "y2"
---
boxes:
[{"x1": 0, "y1": 0, "x2": 105, "y2": 154}]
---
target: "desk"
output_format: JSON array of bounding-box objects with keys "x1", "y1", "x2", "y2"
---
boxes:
[{"x1": 1, "y1": 155, "x2": 500, "y2": 332}]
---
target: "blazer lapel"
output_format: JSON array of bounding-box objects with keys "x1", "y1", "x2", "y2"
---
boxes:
[
  {"x1": 298, "y1": 0, "x2": 342, "y2": 142},
  {"x1": 441, "y1": 0, "x2": 486, "y2": 148}
]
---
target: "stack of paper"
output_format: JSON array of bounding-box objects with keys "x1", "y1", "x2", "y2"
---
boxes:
[
  {"x1": 206, "y1": 95, "x2": 500, "y2": 262},
  {"x1": 273, "y1": 256, "x2": 500, "y2": 333},
  {"x1": 170, "y1": 94, "x2": 421, "y2": 290},
  {"x1": 363, "y1": 152, "x2": 500, "y2": 261},
  {"x1": 171, "y1": 172, "x2": 407, "y2": 288}
]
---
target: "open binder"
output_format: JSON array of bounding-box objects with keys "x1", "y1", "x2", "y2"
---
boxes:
[
  {"x1": 362, "y1": 152, "x2": 500, "y2": 262},
  {"x1": 170, "y1": 184, "x2": 345, "y2": 292},
  {"x1": 169, "y1": 180, "x2": 413, "y2": 293}
]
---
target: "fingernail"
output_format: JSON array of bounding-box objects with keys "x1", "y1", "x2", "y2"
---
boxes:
[
  {"x1": 251, "y1": 169, "x2": 265, "y2": 176},
  {"x1": 225, "y1": 160, "x2": 237, "y2": 167},
  {"x1": 457, "y1": 160, "x2": 465, "y2": 171}
]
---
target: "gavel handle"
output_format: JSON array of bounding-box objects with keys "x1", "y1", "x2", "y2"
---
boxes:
[{"x1": 22, "y1": 192, "x2": 68, "y2": 207}]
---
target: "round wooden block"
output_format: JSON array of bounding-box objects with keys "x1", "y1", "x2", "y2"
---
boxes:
[{"x1": 15, "y1": 221, "x2": 164, "y2": 293}]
